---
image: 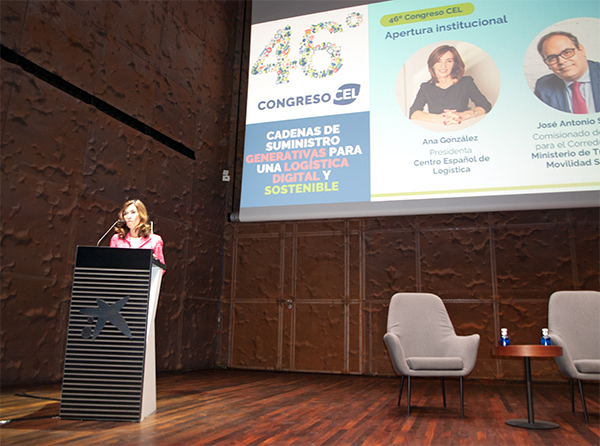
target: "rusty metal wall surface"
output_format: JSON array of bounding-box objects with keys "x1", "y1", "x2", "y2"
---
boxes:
[
  {"x1": 1, "y1": 0, "x2": 241, "y2": 385},
  {"x1": 220, "y1": 210, "x2": 600, "y2": 380}
]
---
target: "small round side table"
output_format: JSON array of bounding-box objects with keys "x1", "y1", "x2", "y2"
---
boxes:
[{"x1": 492, "y1": 345, "x2": 563, "y2": 429}]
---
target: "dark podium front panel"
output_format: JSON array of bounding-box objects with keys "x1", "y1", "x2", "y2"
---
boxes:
[{"x1": 60, "y1": 246, "x2": 161, "y2": 421}]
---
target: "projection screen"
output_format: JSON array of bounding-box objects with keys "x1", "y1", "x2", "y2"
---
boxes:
[{"x1": 237, "y1": 0, "x2": 600, "y2": 222}]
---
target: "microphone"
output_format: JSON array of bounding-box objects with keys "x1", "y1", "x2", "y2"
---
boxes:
[{"x1": 97, "y1": 220, "x2": 125, "y2": 246}]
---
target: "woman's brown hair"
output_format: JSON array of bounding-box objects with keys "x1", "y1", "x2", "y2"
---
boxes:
[
  {"x1": 115, "y1": 199, "x2": 151, "y2": 239},
  {"x1": 427, "y1": 45, "x2": 465, "y2": 84}
]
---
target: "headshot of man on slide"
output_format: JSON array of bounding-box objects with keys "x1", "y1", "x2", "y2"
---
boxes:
[{"x1": 534, "y1": 31, "x2": 600, "y2": 114}]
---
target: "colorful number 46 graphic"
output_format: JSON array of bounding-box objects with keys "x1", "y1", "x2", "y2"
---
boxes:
[{"x1": 251, "y1": 13, "x2": 363, "y2": 84}]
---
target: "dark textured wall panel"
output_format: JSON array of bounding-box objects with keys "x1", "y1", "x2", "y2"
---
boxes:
[
  {"x1": 1, "y1": 168, "x2": 79, "y2": 280},
  {"x1": 96, "y1": 37, "x2": 157, "y2": 121},
  {"x1": 295, "y1": 303, "x2": 346, "y2": 372},
  {"x1": 180, "y1": 297, "x2": 219, "y2": 370},
  {"x1": 2, "y1": 74, "x2": 89, "y2": 188},
  {"x1": 232, "y1": 302, "x2": 279, "y2": 370},
  {"x1": 158, "y1": 21, "x2": 204, "y2": 101},
  {"x1": 494, "y1": 224, "x2": 573, "y2": 297},
  {"x1": 82, "y1": 115, "x2": 149, "y2": 198},
  {"x1": 420, "y1": 228, "x2": 492, "y2": 297},
  {"x1": 1, "y1": 167, "x2": 77, "y2": 383},
  {"x1": 184, "y1": 232, "x2": 223, "y2": 299},
  {"x1": 296, "y1": 233, "x2": 345, "y2": 301},
  {"x1": 420, "y1": 212, "x2": 490, "y2": 229},
  {"x1": 104, "y1": 1, "x2": 163, "y2": 63},
  {"x1": 71, "y1": 193, "x2": 121, "y2": 245},
  {"x1": 223, "y1": 209, "x2": 599, "y2": 381},
  {"x1": 235, "y1": 236, "x2": 282, "y2": 301},
  {"x1": 349, "y1": 303, "x2": 361, "y2": 373},
  {"x1": 152, "y1": 218, "x2": 187, "y2": 297},
  {"x1": 1, "y1": 272, "x2": 69, "y2": 383},
  {"x1": 365, "y1": 229, "x2": 417, "y2": 299},
  {"x1": 151, "y1": 73, "x2": 200, "y2": 151},
  {"x1": 365, "y1": 302, "x2": 393, "y2": 375},
  {"x1": 364, "y1": 215, "x2": 419, "y2": 231},
  {"x1": 62, "y1": 1, "x2": 108, "y2": 29},
  {"x1": 1, "y1": 0, "x2": 239, "y2": 385},
  {"x1": 492, "y1": 208, "x2": 570, "y2": 226},
  {"x1": 0, "y1": 2, "x2": 28, "y2": 51},
  {"x1": 19, "y1": 1, "x2": 101, "y2": 91},
  {"x1": 573, "y1": 220, "x2": 600, "y2": 289},
  {"x1": 348, "y1": 231, "x2": 361, "y2": 302},
  {"x1": 155, "y1": 292, "x2": 182, "y2": 370},
  {"x1": 144, "y1": 139, "x2": 194, "y2": 224},
  {"x1": 192, "y1": 159, "x2": 232, "y2": 235}
]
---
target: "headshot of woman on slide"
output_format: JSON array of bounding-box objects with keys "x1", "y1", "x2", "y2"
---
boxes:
[{"x1": 409, "y1": 45, "x2": 492, "y2": 125}]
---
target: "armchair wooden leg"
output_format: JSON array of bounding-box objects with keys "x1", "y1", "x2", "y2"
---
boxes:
[
  {"x1": 441, "y1": 377, "x2": 446, "y2": 408},
  {"x1": 398, "y1": 376, "x2": 404, "y2": 407},
  {"x1": 460, "y1": 376, "x2": 464, "y2": 419},
  {"x1": 407, "y1": 376, "x2": 411, "y2": 416},
  {"x1": 578, "y1": 379, "x2": 589, "y2": 424}
]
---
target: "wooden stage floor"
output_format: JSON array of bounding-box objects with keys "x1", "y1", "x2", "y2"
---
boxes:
[{"x1": 1, "y1": 369, "x2": 598, "y2": 445}]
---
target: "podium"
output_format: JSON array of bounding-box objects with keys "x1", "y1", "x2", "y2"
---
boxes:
[{"x1": 59, "y1": 246, "x2": 165, "y2": 421}]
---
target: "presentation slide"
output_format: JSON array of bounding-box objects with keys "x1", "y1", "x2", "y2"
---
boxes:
[{"x1": 239, "y1": 0, "x2": 600, "y2": 222}]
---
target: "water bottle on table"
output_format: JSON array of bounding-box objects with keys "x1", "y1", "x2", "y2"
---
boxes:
[{"x1": 540, "y1": 328, "x2": 551, "y2": 346}]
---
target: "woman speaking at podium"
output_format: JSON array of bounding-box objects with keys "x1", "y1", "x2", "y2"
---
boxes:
[{"x1": 110, "y1": 199, "x2": 166, "y2": 271}]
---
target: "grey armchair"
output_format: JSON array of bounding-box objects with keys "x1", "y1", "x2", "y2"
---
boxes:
[
  {"x1": 548, "y1": 290, "x2": 600, "y2": 423},
  {"x1": 383, "y1": 293, "x2": 480, "y2": 418}
]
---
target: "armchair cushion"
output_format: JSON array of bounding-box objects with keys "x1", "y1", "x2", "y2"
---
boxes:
[
  {"x1": 574, "y1": 359, "x2": 600, "y2": 374},
  {"x1": 406, "y1": 357, "x2": 463, "y2": 371}
]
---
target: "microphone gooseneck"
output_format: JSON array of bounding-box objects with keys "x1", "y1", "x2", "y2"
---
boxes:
[{"x1": 97, "y1": 220, "x2": 126, "y2": 246}]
